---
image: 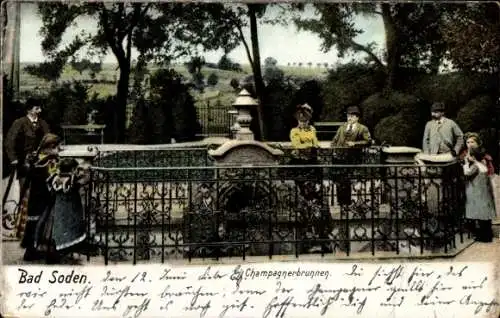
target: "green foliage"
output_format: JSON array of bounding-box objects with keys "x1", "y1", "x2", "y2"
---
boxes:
[
  {"x1": 207, "y1": 72, "x2": 219, "y2": 86},
  {"x1": 406, "y1": 72, "x2": 497, "y2": 117},
  {"x1": 36, "y1": 2, "x2": 246, "y2": 142},
  {"x1": 321, "y1": 63, "x2": 385, "y2": 121},
  {"x1": 263, "y1": 56, "x2": 285, "y2": 84},
  {"x1": 128, "y1": 69, "x2": 200, "y2": 143},
  {"x1": 42, "y1": 81, "x2": 92, "y2": 135},
  {"x1": 441, "y1": 3, "x2": 500, "y2": 74},
  {"x1": 217, "y1": 54, "x2": 242, "y2": 72},
  {"x1": 374, "y1": 112, "x2": 423, "y2": 147},
  {"x1": 361, "y1": 91, "x2": 424, "y2": 131},
  {"x1": 456, "y1": 95, "x2": 495, "y2": 134},
  {"x1": 23, "y1": 57, "x2": 66, "y2": 82},
  {"x1": 263, "y1": 81, "x2": 297, "y2": 141}
]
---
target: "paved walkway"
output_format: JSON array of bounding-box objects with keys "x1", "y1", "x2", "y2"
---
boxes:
[{"x1": 2, "y1": 236, "x2": 499, "y2": 266}]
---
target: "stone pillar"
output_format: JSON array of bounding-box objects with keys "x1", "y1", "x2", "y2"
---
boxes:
[{"x1": 232, "y1": 89, "x2": 258, "y2": 141}]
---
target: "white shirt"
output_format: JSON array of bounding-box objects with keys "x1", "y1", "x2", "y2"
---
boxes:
[
  {"x1": 27, "y1": 114, "x2": 38, "y2": 124},
  {"x1": 347, "y1": 122, "x2": 357, "y2": 132}
]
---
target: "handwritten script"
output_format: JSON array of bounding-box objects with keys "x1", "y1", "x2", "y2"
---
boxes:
[{"x1": 2, "y1": 262, "x2": 499, "y2": 318}]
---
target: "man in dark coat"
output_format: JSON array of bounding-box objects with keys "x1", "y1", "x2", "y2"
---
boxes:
[
  {"x1": 331, "y1": 106, "x2": 372, "y2": 149},
  {"x1": 331, "y1": 106, "x2": 372, "y2": 205},
  {"x1": 5, "y1": 98, "x2": 50, "y2": 192}
]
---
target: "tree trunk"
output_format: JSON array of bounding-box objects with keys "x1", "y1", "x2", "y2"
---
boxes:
[
  {"x1": 381, "y1": 4, "x2": 401, "y2": 95},
  {"x1": 115, "y1": 59, "x2": 130, "y2": 143},
  {"x1": 248, "y1": 4, "x2": 266, "y2": 141}
]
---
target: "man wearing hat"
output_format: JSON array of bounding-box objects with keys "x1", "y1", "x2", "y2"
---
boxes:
[
  {"x1": 422, "y1": 102, "x2": 463, "y2": 156},
  {"x1": 331, "y1": 106, "x2": 372, "y2": 206},
  {"x1": 331, "y1": 106, "x2": 372, "y2": 149},
  {"x1": 5, "y1": 98, "x2": 50, "y2": 195}
]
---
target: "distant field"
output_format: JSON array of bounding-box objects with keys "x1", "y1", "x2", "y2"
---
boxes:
[{"x1": 19, "y1": 62, "x2": 328, "y2": 127}]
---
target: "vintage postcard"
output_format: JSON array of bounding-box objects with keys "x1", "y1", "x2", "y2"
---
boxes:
[{"x1": 1, "y1": 1, "x2": 499, "y2": 317}]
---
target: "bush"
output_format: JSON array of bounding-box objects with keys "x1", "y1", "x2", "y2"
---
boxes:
[
  {"x1": 321, "y1": 63, "x2": 385, "y2": 121},
  {"x1": 42, "y1": 81, "x2": 93, "y2": 136},
  {"x1": 217, "y1": 55, "x2": 242, "y2": 72},
  {"x1": 405, "y1": 72, "x2": 497, "y2": 117},
  {"x1": 455, "y1": 95, "x2": 495, "y2": 134},
  {"x1": 128, "y1": 69, "x2": 200, "y2": 143},
  {"x1": 207, "y1": 72, "x2": 219, "y2": 87},
  {"x1": 264, "y1": 81, "x2": 298, "y2": 141},
  {"x1": 361, "y1": 91, "x2": 426, "y2": 131},
  {"x1": 374, "y1": 111, "x2": 423, "y2": 147}
]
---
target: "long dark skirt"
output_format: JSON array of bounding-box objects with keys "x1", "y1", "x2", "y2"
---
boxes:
[
  {"x1": 34, "y1": 189, "x2": 86, "y2": 255},
  {"x1": 21, "y1": 172, "x2": 53, "y2": 249}
]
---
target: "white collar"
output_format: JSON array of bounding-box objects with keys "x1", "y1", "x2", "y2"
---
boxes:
[{"x1": 27, "y1": 114, "x2": 38, "y2": 123}]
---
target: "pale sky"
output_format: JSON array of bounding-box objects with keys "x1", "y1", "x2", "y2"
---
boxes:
[{"x1": 19, "y1": 3, "x2": 386, "y2": 66}]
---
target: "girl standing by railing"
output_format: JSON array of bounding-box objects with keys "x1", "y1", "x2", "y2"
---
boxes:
[{"x1": 463, "y1": 147, "x2": 496, "y2": 242}]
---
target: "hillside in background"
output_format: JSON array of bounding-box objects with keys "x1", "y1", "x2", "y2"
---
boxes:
[{"x1": 19, "y1": 62, "x2": 329, "y2": 108}]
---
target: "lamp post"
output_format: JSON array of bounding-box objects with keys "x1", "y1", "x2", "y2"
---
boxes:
[{"x1": 232, "y1": 89, "x2": 258, "y2": 141}]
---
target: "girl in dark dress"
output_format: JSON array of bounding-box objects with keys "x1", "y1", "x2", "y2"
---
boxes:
[
  {"x1": 34, "y1": 158, "x2": 89, "y2": 264},
  {"x1": 20, "y1": 133, "x2": 61, "y2": 261}
]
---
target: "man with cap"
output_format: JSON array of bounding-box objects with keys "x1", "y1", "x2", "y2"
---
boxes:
[
  {"x1": 331, "y1": 106, "x2": 372, "y2": 206},
  {"x1": 422, "y1": 102, "x2": 463, "y2": 156},
  {"x1": 5, "y1": 98, "x2": 50, "y2": 195}
]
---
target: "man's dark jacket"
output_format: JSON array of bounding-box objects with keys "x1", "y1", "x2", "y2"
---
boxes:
[{"x1": 5, "y1": 116, "x2": 49, "y2": 178}]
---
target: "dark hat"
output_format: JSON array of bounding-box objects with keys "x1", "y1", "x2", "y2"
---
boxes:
[
  {"x1": 295, "y1": 103, "x2": 313, "y2": 120},
  {"x1": 431, "y1": 102, "x2": 445, "y2": 112},
  {"x1": 25, "y1": 98, "x2": 42, "y2": 112},
  {"x1": 59, "y1": 158, "x2": 79, "y2": 174},
  {"x1": 346, "y1": 106, "x2": 360, "y2": 115}
]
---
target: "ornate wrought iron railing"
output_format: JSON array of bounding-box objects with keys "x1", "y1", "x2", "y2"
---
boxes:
[
  {"x1": 2, "y1": 145, "x2": 379, "y2": 239},
  {"x1": 93, "y1": 145, "x2": 384, "y2": 168},
  {"x1": 83, "y1": 161, "x2": 467, "y2": 264}
]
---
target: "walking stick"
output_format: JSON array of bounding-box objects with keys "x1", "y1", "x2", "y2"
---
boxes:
[{"x1": 2, "y1": 169, "x2": 16, "y2": 214}]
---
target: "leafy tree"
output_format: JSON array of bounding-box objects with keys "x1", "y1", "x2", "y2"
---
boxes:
[
  {"x1": 24, "y1": 57, "x2": 67, "y2": 82},
  {"x1": 263, "y1": 56, "x2": 284, "y2": 84},
  {"x1": 217, "y1": 54, "x2": 241, "y2": 71},
  {"x1": 441, "y1": 3, "x2": 500, "y2": 74},
  {"x1": 34, "y1": 3, "x2": 240, "y2": 142},
  {"x1": 293, "y1": 3, "x2": 451, "y2": 92},
  {"x1": 207, "y1": 72, "x2": 219, "y2": 86},
  {"x1": 69, "y1": 58, "x2": 102, "y2": 77},
  {"x1": 208, "y1": 4, "x2": 293, "y2": 140},
  {"x1": 88, "y1": 61, "x2": 102, "y2": 79},
  {"x1": 230, "y1": 78, "x2": 240, "y2": 91},
  {"x1": 185, "y1": 56, "x2": 205, "y2": 91}
]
